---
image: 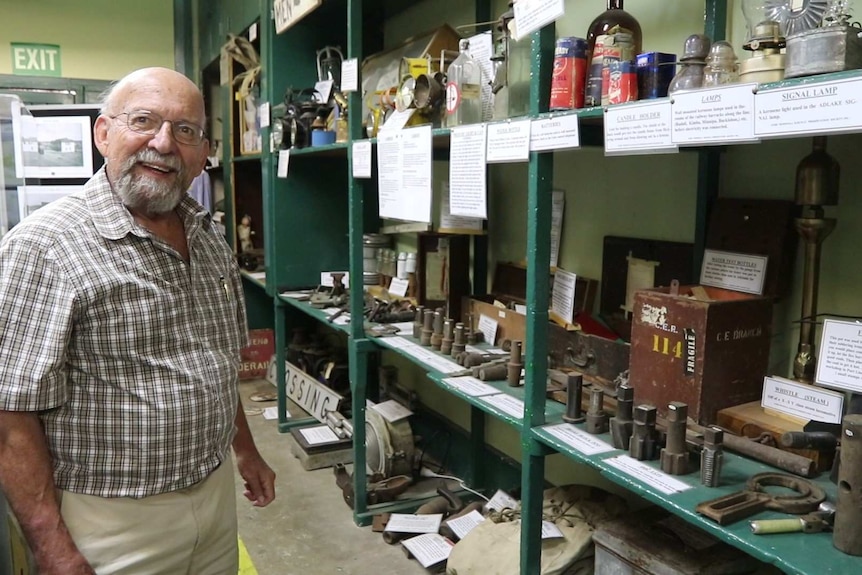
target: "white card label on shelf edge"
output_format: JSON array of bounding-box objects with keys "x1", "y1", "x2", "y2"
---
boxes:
[
  {"x1": 480, "y1": 394, "x2": 525, "y2": 419},
  {"x1": 605, "y1": 455, "x2": 693, "y2": 494},
  {"x1": 699, "y1": 249, "x2": 768, "y2": 295},
  {"x1": 486, "y1": 119, "x2": 531, "y2": 163},
  {"x1": 543, "y1": 423, "x2": 615, "y2": 456},
  {"x1": 761, "y1": 375, "x2": 844, "y2": 424},
  {"x1": 277, "y1": 149, "x2": 289, "y2": 178},
  {"x1": 352, "y1": 140, "x2": 372, "y2": 178},
  {"x1": 605, "y1": 99, "x2": 676, "y2": 155},
  {"x1": 815, "y1": 318, "x2": 862, "y2": 394},
  {"x1": 755, "y1": 77, "x2": 862, "y2": 138},
  {"x1": 341, "y1": 58, "x2": 359, "y2": 92},
  {"x1": 671, "y1": 83, "x2": 758, "y2": 145},
  {"x1": 441, "y1": 376, "x2": 500, "y2": 397},
  {"x1": 530, "y1": 114, "x2": 580, "y2": 152}
]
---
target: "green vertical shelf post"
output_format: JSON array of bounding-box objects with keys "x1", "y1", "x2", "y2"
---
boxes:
[
  {"x1": 694, "y1": 0, "x2": 728, "y2": 274},
  {"x1": 346, "y1": 0, "x2": 372, "y2": 527},
  {"x1": 520, "y1": 19, "x2": 556, "y2": 575}
]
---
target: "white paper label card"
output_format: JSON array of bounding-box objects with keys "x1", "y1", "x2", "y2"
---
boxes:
[
  {"x1": 543, "y1": 423, "x2": 615, "y2": 456},
  {"x1": 755, "y1": 77, "x2": 862, "y2": 138},
  {"x1": 672, "y1": 83, "x2": 758, "y2": 145},
  {"x1": 449, "y1": 124, "x2": 488, "y2": 218},
  {"x1": 477, "y1": 314, "x2": 499, "y2": 346},
  {"x1": 379, "y1": 108, "x2": 415, "y2": 132},
  {"x1": 441, "y1": 376, "x2": 500, "y2": 397},
  {"x1": 259, "y1": 101, "x2": 271, "y2": 129},
  {"x1": 761, "y1": 376, "x2": 844, "y2": 424},
  {"x1": 352, "y1": 140, "x2": 372, "y2": 178},
  {"x1": 388, "y1": 277, "x2": 409, "y2": 297},
  {"x1": 605, "y1": 455, "x2": 693, "y2": 494},
  {"x1": 481, "y1": 394, "x2": 525, "y2": 419},
  {"x1": 485, "y1": 489, "x2": 519, "y2": 512},
  {"x1": 401, "y1": 533, "x2": 454, "y2": 568},
  {"x1": 486, "y1": 120, "x2": 532, "y2": 163},
  {"x1": 341, "y1": 58, "x2": 359, "y2": 92},
  {"x1": 550, "y1": 268, "x2": 578, "y2": 324},
  {"x1": 371, "y1": 399, "x2": 413, "y2": 422},
  {"x1": 277, "y1": 149, "x2": 290, "y2": 178},
  {"x1": 542, "y1": 521, "x2": 565, "y2": 539},
  {"x1": 314, "y1": 79, "x2": 334, "y2": 103},
  {"x1": 699, "y1": 249, "x2": 768, "y2": 295},
  {"x1": 447, "y1": 510, "x2": 485, "y2": 540},
  {"x1": 299, "y1": 425, "x2": 341, "y2": 445},
  {"x1": 530, "y1": 115, "x2": 580, "y2": 152},
  {"x1": 385, "y1": 513, "x2": 443, "y2": 534},
  {"x1": 816, "y1": 319, "x2": 862, "y2": 393},
  {"x1": 512, "y1": 0, "x2": 565, "y2": 41},
  {"x1": 605, "y1": 99, "x2": 676, "y2": 155},
  {"x1": 249, "y1": 22, "x2": 258, "y2": 42}
]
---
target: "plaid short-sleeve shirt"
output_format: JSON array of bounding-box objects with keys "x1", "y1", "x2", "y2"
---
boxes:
[{"x1": 0, "y1": 167, "x2": 248, "y2": 498}]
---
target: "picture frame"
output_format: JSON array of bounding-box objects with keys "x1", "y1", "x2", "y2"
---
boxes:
[
  {"x1": 16, "y1": 185, "x2": 81, "y2": 222},
  {"x1": 11, "y1": 102, "x2": 94, "y2": 179}
]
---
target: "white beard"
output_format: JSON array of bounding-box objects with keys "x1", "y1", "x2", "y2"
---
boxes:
[{"x1": 114, "y1": 149, "x2": 187, "y2": 215}]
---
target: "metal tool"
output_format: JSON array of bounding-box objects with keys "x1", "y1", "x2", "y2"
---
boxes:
[
  {"x1": 585, "y1": 388, "x2": 609, "y2": 434},
  {"x1": 430, "y1": 311, "x2": 444, "y2": 350},
  {"x1": 506, "y1": 340, "x2": 523, "y2": 387},
  {"x1": 412, "y1": 305, "x2": 424, "y2": 339},
  {"x1": 834, "y1": 414, "x2": 862, "y2": 555},
  {"x1": 701, "y1": 426, "x2": 724, "y2": 488},
  {"x1": 441, "y1": 319, "x2": 455, "y2": 355},
  {"x1": 780, "y1": 431, "x2": 838, "y2": 451},
  {"x1": 630, "y1": 405, "x2": 659, "y2": 461},
  {"x1": 478, "y1": 360, "x2": 508, "y2": 381},
  {"x1": 561, "y1": 372, "x2": 585, "y2": 424},
  {"x1": 452, "y1": 322, "x2": 466, "y2": 356},
  {"x1": 420, "y1": 309, "x2": 434, "y2": 347},
  {"x1": 696, "y1": 472, "x2": 826, "y2": 526},
  {"x1": 751, "y1": 501, "x2": 836, "y2": 535},
  {"x1": 690, "y1": 425, "x2": 819, "y2": 478},
  {"x1": 661, "y1": 402, "x2": 691, "y2": 475},
  {"x1": 609, "y1": 384, "x2": 634, "y2": 449}
]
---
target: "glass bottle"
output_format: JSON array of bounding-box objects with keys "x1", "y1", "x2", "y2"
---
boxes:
[
  {"x1": 584, "y1": 0, "x2": 643, "y2": 107},
  {"x1": 445, "y1": 39, "x2": 483, "y2": 128}
]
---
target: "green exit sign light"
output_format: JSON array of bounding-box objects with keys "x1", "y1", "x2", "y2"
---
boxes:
[{"x1": 11, "y1": 43, "x2": 62, "y2": 77}]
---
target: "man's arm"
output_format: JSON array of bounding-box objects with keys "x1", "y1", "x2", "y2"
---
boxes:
[
  {"x1": 0, "y1": 410, "x2": 94, "y2": 574},
  {"x1": 232, "y1": 399, "x2": 276, "y2": 507}
]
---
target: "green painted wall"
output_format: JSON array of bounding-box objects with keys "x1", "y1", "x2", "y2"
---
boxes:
[{"x1": 0, "y1": 0, "x2": 174, "y2": 80}]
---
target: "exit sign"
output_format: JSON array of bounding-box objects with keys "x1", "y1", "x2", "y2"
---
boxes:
[{"x1": 11, "y1": 43, "x2": 61, "y2": 77}]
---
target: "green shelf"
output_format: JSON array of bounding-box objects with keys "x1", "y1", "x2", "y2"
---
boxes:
[
  {"x1": 233, "y1": 153, "x2": 262, "y2": 162},
  {"x1": 288, "y1": 142, "x2": 349, "y2": 157},
  {"x1": 532, "y1": 424, "x2": 861, "y2": 575},
  {"x1": 276, "y1": 293, "x2": 350, "y2": 334},
  {"x1": 239, "y1": 270, "x2": 267, "y2": 291}
]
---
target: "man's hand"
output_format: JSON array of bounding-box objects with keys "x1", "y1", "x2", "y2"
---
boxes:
[{"x1": 235, "y1": 450, "x2": 276, "y2": 507}]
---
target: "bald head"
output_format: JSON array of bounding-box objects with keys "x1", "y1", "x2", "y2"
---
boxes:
[{"x1": 101, "y1": 67, "x2": 205, "y2": 126}]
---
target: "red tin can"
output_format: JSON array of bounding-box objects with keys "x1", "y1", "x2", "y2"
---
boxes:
[
  {"x1": 607, "y1": 60, "x2": 638, "y2": 104},
  {"x1": 549, "y1": 37, "x2": 587, "y2": 110}
]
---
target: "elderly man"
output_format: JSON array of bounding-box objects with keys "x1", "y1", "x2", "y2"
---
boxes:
[{"x1": 0, "y1": 67, "x2": 275, "y2": 574}]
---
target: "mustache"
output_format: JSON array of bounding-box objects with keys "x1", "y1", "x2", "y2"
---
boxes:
[{"x1": 121, "y1": 148, "x2": 183, "y2": 173}]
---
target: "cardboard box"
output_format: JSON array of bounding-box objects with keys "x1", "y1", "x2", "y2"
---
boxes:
[
  {"x1": 239, "y1": 328, "x2": 274, "y2": 380},
  {"x1": 628, "y1": 285, "x2": 772, "y2": 424}
]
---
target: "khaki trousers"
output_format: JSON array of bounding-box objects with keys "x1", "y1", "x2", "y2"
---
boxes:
[{"x1": 59, "y1": 463, "x2": 238, "y2": 575}]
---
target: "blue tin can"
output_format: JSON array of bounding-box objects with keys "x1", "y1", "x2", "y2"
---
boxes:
[{"x1": 636, "y1": 52, "x2": 677, "y2": 99}]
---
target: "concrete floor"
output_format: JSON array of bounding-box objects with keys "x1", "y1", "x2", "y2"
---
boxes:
[{"x1": 233, "y1": 379, "x2": 429, "y2": 575}]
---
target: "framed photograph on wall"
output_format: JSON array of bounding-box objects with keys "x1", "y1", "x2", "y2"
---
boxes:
[
  {"x1": 11, "y1": 104, "x2": 94, "y2": 179},
  {"x1": 16, "y1": 185, "x2": 81, "y2": 222}
]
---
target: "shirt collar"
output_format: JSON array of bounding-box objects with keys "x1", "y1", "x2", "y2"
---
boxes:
[{"x1": 86, "y1": 166, "x2": 212, "y2": 241}]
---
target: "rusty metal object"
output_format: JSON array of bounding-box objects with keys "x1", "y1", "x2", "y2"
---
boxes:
[
  {"x1": 441, "y1": 319, "x2": 455, "y2": 355},
  {"x1": 630, "y1": 405, "x2": 659, "y2": 461},
  {"x1": 701, "y1": 427, "x2": 724, "y2": 487},
  {"x1": 561, "y1": 372, "x2": 585, "y2": 424},
  {"x1": 478, "y1": 361, "x2": 508, "y2": 381},
  {"x1": 609, "y1": 384, "x2": 634, "y2": 449},
  {"x1": 696, "y1": 472, "x2": 826, "y2": 526},
  {"x1": 661, "y1": 402, "x2": 691, "y2": 475},
  {"x1": 586, "y1": 388, "x2": 609, "y2": 434},
  {"x1": 420, "y1": 309, "x2": 434, "y2": 347},
  {"x1": 780, "y1": 431, "x2": 838, "y2": 451},
  {"x1": 834, "y1": 414, "x2": 862, "y2": 555},
  {"x1": 507, "y1": 340, "x2": 523, "y2": 387},
  {"x1": 431, "y1": 310, "x2": 444, "y2": 350},
  {"x1": 452, "y1": 322, "x2": 466, "y2": 356},
  {"x1": 720, "y1": 430, "x2": 818, "y2": 478},
  {"x1": 412, "y1": 305, "x2": 425, "y2": 339}
]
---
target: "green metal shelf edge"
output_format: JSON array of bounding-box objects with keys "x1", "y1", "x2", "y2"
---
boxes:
[
  {"x1": 240, "y1": 270, "x2": 267, "y2": 291},
  {"x1": 531, "y1": 424, "x2": 860, "y2": 575},
  {"x1": 276, "y1": 293, "x2": 350, "y2": 333},
  {"x1": 232, "y1": 153, "x2": 262, "y2": 163},
  {"x1": 370, "y1": 334, "x2": 566, "y2": 428},
  {"x1": 288, "y1": 142, "x2": 349, "y2": 156}
]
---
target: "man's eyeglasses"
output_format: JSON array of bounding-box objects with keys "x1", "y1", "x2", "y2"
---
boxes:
[{"x1": 110, "y1": 110, "x2": 206, "y2": 146}]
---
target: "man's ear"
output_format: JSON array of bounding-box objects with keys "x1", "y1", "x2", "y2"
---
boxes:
[{"x1": 93, "y1": 115, "x2": 110, "y2": 157}]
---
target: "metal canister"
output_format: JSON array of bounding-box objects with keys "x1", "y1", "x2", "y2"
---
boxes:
[
  {"x1": 607, "y1": 60, "x2": 638, "y2": 105},
  {"x1": 600, "y1": 32, "x2": 636, "y2": 106},
  {"x1": 549, "y1": 37, "x2": 587, "y2": 110}
]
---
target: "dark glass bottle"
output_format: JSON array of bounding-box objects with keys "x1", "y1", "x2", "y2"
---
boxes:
[{"x1": 584, "y1": 0, "x2": 643, "y2": 107}]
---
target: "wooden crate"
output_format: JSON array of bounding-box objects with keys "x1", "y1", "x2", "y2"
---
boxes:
[{"x1": 628, "y1": 285, "x2": 773, "y2": 424}]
